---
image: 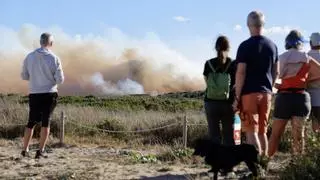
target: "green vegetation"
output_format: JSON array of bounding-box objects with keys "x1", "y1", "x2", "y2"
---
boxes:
[
  {"x1": 2, "y1": 93, "x2": 204, "y2": 112},
  {"x1": 157, "y1": 148, "x2": 194, "y2": 162},
  {"x1": 126, "y1": 151, "x2": 158, "y2": 164},
  {"x1": 280, "y1": 134, "x2": 320, "y2": 180}
]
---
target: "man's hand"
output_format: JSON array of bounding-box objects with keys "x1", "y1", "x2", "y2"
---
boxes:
[
  {"x1": 235, "y1": 63, "x2": 246, "y2": 106},
  {"x1": 233, "y1": 99, "x2": 239, "y2": 112},
  {"x1": 274, "y1": 83, "x2": 281, "y2": 89}
]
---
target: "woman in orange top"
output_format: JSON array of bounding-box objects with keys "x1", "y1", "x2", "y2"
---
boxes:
[{"x1": 268, "y1": 30, "x2": 320, "y2": 157}]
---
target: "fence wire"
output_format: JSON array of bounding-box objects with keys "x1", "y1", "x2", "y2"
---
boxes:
[
  {"x1": 0, "y1": 107, "x2": 207, "y2": 133},
  {"x1": 68, "y1": 120, "x2": 180, "y2": 133}
]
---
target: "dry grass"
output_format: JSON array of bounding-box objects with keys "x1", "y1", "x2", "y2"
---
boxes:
[{"x1": 0, "y1": 97, "x2": 208, "y2": 147}]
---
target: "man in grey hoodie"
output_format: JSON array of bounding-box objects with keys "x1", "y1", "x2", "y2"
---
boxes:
[{"x1": 21, "y1": 33, "x2": 64, "y2": 159}]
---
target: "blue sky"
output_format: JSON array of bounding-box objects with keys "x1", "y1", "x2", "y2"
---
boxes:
[{"x1": 1, "y1": 0, "x2": 319, "y2": 64}]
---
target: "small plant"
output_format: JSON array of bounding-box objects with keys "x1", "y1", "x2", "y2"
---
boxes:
[
  {"x1": 173, "y1": 148, "x2": 194, "y2": 158},
  {"x1": 157, "y1": 148, "x2": 194, "y2": 162},
  {"x1": 127, "y1": 151, "x2": 158, "y2": 164}
]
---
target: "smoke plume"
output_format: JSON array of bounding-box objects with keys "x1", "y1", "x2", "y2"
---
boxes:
[{"x1": 0, "y1": 24, "x2": 205, "y2": 96}]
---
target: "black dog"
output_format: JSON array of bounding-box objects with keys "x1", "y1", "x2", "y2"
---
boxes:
[{"x1": 193, "y1": 138, "x2": 259, "y2": 180}]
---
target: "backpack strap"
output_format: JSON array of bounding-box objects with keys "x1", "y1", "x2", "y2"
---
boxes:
[
  {"x1": 207, "y1": 60, "x2": 216, "y2": 73},
  {"x1": 223, "y1": 61, "x2": 232, "y2": 73},
  {"x1": 208, "y1": 59, "x2": 232, "y2": 73}
]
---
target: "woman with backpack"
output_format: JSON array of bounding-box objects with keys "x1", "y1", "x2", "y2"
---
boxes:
[{"x1": 203, "y1": 35, "x2": 237, "y2": 146}]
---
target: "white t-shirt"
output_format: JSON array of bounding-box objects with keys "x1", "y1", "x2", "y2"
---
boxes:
[{"x1": 308, "y1": 50, "x2": 320, "y2": 107}]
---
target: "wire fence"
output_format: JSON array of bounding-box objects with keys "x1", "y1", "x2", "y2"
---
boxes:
[
  {"x1": 0, "y1": 107, "x2": 208, "y2": 148},
  {"x1": 68, "y1": 120, "x2": 180, "y2": 133}
]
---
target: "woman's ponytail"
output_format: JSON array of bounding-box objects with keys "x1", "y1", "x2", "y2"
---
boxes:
[{"x1": 215, "y1": 36, "x2": 230, "y2": 64}]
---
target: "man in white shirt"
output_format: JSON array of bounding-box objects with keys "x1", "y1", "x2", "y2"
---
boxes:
[
  {"x1": 308, "y1": 32, "x2": 320, "y2": 133},
  {"x1": 21, "y1": 33, "x2": 64, "y2": 158}
]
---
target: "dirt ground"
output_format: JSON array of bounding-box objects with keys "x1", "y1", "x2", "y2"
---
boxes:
[{"x1": 0, "y1": 139, "x2": 290, "y2": 180}]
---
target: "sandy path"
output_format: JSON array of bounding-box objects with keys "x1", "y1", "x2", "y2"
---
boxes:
[
  {"x1": 0, "y1": 141, "x2": 210, "y2": 180},
  {"x1": 0, "y1": 140, "x2": 287, "y2": 180}
]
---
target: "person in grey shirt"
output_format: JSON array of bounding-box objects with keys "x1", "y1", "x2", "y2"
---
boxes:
[
  {"x1": 21, "y1": 32, "x2": 64, "y2": 159},
  {"x1": 308, "y1": 32, "x2": 320, "y2": 133}
]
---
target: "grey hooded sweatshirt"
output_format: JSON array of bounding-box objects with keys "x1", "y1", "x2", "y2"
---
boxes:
[{"x1": 21, "y1": 48, "x2": 64, "y2": 94}]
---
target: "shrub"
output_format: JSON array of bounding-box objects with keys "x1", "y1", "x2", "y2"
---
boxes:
[
  {"x1": 280, "y1": 134, "x2": 320, "y2": 180},
  {"x1": 95, "y1": 118, "x2": 128, "y2": 139}
]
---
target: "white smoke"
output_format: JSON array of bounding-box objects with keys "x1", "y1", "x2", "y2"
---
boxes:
[
  {"x1": 117, "y1": 78, "x2": 144, "y2": 94},
  {"x1": 0, "y1": 24, "x2": 205, "y2": 95},
  {"x1": 91, "y1": 72, "x2": 144, "y2": 95}
]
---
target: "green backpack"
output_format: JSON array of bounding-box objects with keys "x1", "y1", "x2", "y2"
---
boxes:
[{"x1": 206, "y1": 60, "x2": 231, "y2": 100}]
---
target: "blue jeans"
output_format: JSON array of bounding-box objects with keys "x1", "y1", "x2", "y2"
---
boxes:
[{"x1": 204, "y1": 101, "x2": 235, "y2": 146}]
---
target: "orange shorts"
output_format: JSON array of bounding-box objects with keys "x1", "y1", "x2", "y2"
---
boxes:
[{"x1": 240, "y1": 93, "x2": 272, "y2": 134}]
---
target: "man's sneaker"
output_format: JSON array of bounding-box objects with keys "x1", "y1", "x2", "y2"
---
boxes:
[
  {"x1": 20, "y1": 150, "x2": 30, "y2": 157},
  {"x1": 35, "y1": 150, "x2": 48, "y2": 159}
]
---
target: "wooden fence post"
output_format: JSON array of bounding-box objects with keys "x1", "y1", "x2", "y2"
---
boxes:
[
  {"x1": 59, "y1": 111, "x2": 65, "y2": 146},
  {"x1": 182, "y1": 115, "x2": 188, "y2": 148}
]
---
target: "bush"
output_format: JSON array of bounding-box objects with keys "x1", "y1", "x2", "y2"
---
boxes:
[
  {"x1": 97, "y1": 118, "x2": 127, "y2": 132},
  {"x1": 280, "y1": 134, "x2": 320, "y2": 180},
  {"x1": 96, "y1": 118, "x2": 128, "y2": 139}
]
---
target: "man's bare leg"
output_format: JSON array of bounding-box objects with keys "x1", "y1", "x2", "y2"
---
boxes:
[
  {"x1": 246, "y1": 132, "x2": 262, "y2": 155},
  {"x1": 39, "y1": 127, "x2": 50, "y2": 152},
  {"x1": 258, "y1": 133, "x2": 268, "y2": 156},
  {"x1": 23, "y1": 127, "x2": 34, "y2": 152}
]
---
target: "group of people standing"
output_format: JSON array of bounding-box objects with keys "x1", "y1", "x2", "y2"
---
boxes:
[
  {"x1": 203, "y1": 10, "x2": 320, "y2": 164},
  {"x1": 18, "y1": 10, "x2": 320, "y2": 163}
]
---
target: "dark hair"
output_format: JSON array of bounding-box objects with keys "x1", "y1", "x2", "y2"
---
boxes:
[
  {"x1": 40, "y1": 32, "x2": 53, "y2": 46},
  {"x1": 215, "y1": 35, "x2": 230, "y2": 62},
  {"x1": 285, "y1": 30, "x2": 303, "y2": 50}
]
